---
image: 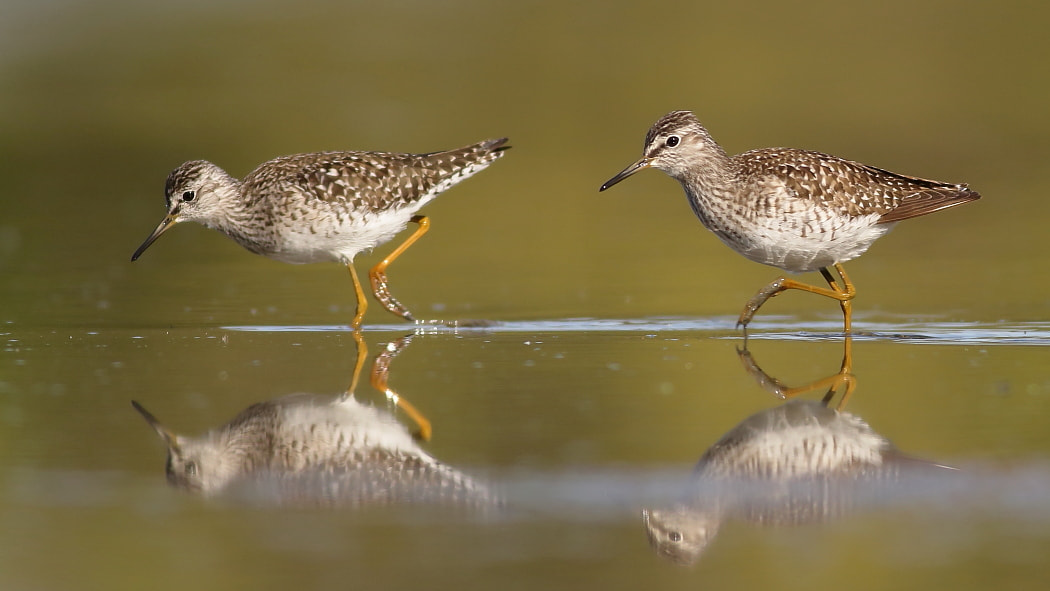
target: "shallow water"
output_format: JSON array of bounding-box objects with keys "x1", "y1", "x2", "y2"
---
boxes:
[
  {"x1": 4, "y1": 319, "x2": 1050, "y2": 589},
  {"x1": 3, "y1": 0, "x2": 1050, "y2": 589}
]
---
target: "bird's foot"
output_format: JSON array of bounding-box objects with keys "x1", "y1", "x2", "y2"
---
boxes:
[{"x1": 370, "y1": 270, "x2": 415, "y2": 322}]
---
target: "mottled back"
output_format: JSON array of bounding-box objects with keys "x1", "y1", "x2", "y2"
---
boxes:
[
  {"x1": 240, "y1": 138, "x2": 509, "y2": 214},
  {"x1": 136, "y1": 394, "x2": 501, "y2": 509},
  {"x1": 258, "y1": 448, "x2": 501, "y2": 509},
  {"x1": 737, "y1": 148, "x2": 981, "y2": 223}
]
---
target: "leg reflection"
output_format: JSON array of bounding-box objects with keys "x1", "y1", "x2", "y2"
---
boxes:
[
  {"x1": 346, "y1": 329, "x2": 368, "y2": 396},
  {"x1": 344, "y1": 332, "x2": 433, "y2": 441},
  {"x1": 736, "y1": 335, "x2": 855, "y2": 410},
  {"x1": 369, "y1": 334, "x2": 433, "y2": 442}
]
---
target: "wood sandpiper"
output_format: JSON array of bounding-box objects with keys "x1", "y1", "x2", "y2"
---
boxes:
[
  {"x1": 600, "y1": 111, "x2": 979, "y2": 331},
  {"x1": 132, "y1": 138, "x2": 510, "y2": 328},
  {"x1": 132, "y1": 394, "x2": 498, "y2": 508},
  {"x1": 642, "y1": 399, "x2": 955, "y2": 564}
]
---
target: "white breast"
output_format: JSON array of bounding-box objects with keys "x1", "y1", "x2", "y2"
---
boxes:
[
  {"x1": 280, "y1": 397, "x2": 424, "y2": 457},
  {"x1": 267, "y1": 205, "x2": 421, "y2": 265},
  {"x1": 690, "y1": 182, "x2": 894, "y2": 274}
]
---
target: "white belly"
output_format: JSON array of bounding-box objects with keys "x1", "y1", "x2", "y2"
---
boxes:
[
  {"x1": 689, "y1": 185, "x2": 894, "y2": 274},
  {"x1": 265, "y1": 206, "x2": 421, "y2": 265},
  {"x1": 729, "y1": 214, "x2": 893, "y2": 273}
]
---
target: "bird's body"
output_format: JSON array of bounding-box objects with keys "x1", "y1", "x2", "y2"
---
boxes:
[
  {"x1": 692, "y1": 399, "x2": 896, "y2": 482},
  {"x1": 132, "y1": 394, "x2": 498, "y2": 508},
  {"x1": 679, "y1": 147, "x2": 923, "y2": 274},
  {"x1": 601, "y1": 111, "x2": 979, "y2": 330},
  {"x1": 133, "y1": 138, "x2": 510, "y2": 327},
  {"x1": 643, "y1": 400, "x2": 955, "y2": 564}
]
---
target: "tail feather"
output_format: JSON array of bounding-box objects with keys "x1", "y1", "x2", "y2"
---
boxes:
[{"x1": 878, "y1": 186, "x2": 980, "y2": 223}]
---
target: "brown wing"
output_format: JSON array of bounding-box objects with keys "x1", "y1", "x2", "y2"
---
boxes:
[
  {"x1": 738, "y1": 148, "x2": 980, "y2": 222},
  {"x1": 242, "y1": 138, "x2": 509, "y2": 213},
  {"x1": 256, "y1": 450, "x2": 501, "y2": 509},
  {"x1": 867, "y1": 164, "x2": 981, "y2": 223}
]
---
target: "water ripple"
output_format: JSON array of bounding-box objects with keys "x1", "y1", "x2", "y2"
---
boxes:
[{"x1": 222, "y1": 317, "x2": 1050, "y2": 346}]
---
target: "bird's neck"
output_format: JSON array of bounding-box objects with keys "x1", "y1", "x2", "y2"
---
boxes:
[
  {"x1": 211, "y1": 421, "x2": 276, "y2": 474},
  {"x1": 676, "y1": 149, "x2": 740, "y2": 215},
  {"x1": 205, "y1": 179, "x2": 276, "y2": 253}
]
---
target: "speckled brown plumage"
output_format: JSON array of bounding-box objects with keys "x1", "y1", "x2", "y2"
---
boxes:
[
  {"x1": 601, "y1": 110, "x2": 979, "y2": 330},
  {"x1": 132, "y1": 394, "x2": 500, "y2": 509},
  {"x1": 642, "y1": 400, "x2": 955, "y2": 565},
  {"x1": 134, "y1": 137, "x2": 509, "y2": 326},
  {"x1": 736, "y1": 148, "x2": 979, "y2": 223},
  {"x1": 240, "y1": 139, "x2": 509, "y2": 213},
  {"x1": 150, "y1": 138, "x2": 508, "y2": 257},
  {"x1": 639, "y1": 110, "x2": 977, "y2": 219}
]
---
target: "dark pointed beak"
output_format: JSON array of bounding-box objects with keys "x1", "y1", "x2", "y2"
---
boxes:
[
  {"x1": 131, "y1": 400, "x2": 180, "y2": 452},
  {"x1": 131, "y1": 210, "x2": 179, "y2": 262},
  {"x1": 599, "y1": 157, "x2": 651, "y2": 191}
]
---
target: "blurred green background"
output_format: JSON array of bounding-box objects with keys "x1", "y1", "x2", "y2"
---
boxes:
[
  {"x1": 3, "y1": 0, "x2": 1046, "y2": 327},
  {"x1": 2, "y1": 1, "x2": 1050, "y2": 590}
]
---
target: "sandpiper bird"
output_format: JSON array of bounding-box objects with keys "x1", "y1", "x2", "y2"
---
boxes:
[
  {"x1": 600, "y1": 111, "x2": 980, "y2": 331},
  {"x1": 642, "y1": 399, "x2": 955, "y2": 565},
  {"x1": 132, "y1": 138, "x2": 510, "y2": 328},
  {"x1": 131, "y1": 394, "x2": 498, "y2": 509}
]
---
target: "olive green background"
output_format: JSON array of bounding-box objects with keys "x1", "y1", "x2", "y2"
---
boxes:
[{"x1": 2, "y1": 1, "x2": 1049, "y2": 589}]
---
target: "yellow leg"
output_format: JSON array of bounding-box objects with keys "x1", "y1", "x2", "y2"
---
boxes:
[
  {"x1": 737, "y1": 334, "x2": 855, "y2": 410},
  {"x1": 344, "y1": 329, "x2": 368, "y2": 397},
  {"x1": 820, "y1": 264, "x2": 855, "y2": 333},
  {"x1": 348, "y1": 263, "x2": 368, "y2": 329},
  {"x1": 370, "y1": 334, "x2": 433, "y2": 441},
  {"x1": 831, "y1": 335, "x2": 855, "y2": 411},
  {"x1": 370, "y1": 215, "x2": 431, "y2": 322},
  {"x1": 738, "y1": 263, "x2": 856, "y2": 333}
]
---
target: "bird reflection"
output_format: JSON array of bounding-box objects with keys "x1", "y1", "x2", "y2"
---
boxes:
[
  {"x1": 132, "y1": 335, "x2": 498, "y2": 509},
  {"x1": 644, "y1": 337, "x2": 954, "y2": 565}
]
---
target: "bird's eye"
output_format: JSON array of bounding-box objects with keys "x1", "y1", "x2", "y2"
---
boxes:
[
  {"x1": 182, "y1": 190, "x2": 196, "y2": 202},
  {"x1": 668, "y1": 531, "x2": 682, "y2": 542},
  {"x1": 665, "y1": 136, "x2": 680, "y2": 148},
  {"x1": 185, "y1": 461, "x2": 198, "y2": 476}
]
